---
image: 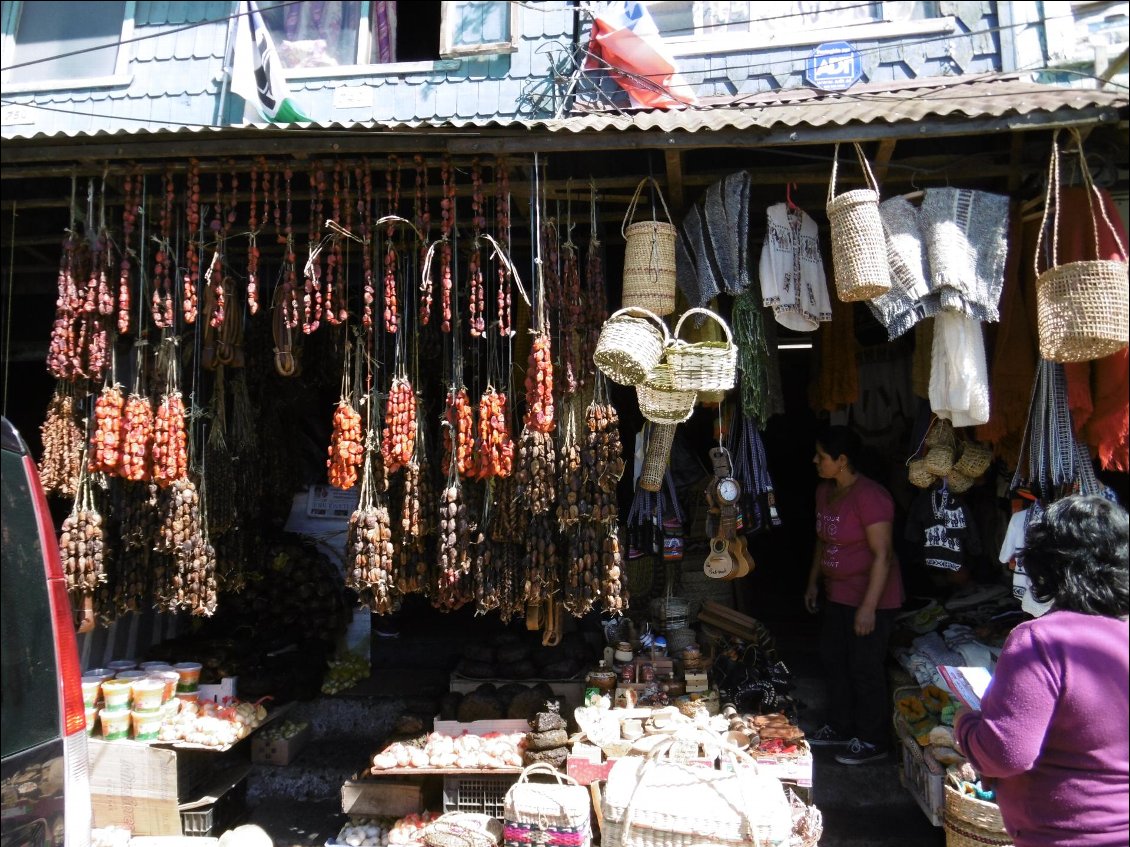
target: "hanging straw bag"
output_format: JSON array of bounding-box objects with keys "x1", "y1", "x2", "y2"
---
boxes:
[
  {"x1": 637, "y1": 363, "x2": 697, "y2": 424},
  {"x1": 602, "y1": 731, "x2": 793, "y2": 847},
  {"x1": 594, "y1": 307, "x2": 670, "y2": 386},
  {"x1": 953, "y1": 441, "x2": 993, "y2": 479},
  {"x1": 826, "y1": 143, "x2": 892, "y2": 302},
  {"x1": 622, "y1": 177, "x2": 678, "y2": 316},
  {"x1": 665, "y1": 307, "x2": 738, "y2": 393},
  {"x1": 640, "y1": 423, "x2": 677, "y2": 492},
  {"x1": 942, "y1": 783, "x2": 1012, "y2": 847},
  {"x1": 1034, "y1": 128, "x2": 1129, "y2": 363},
  {"x1": 907, "y1": 459, "x2": 938, "y2": 490},
  {"x1": 503, "y1": 763, "x2": 592, "y2": 847}
]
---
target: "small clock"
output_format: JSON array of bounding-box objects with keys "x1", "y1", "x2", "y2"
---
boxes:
[{"x1": 717, "y1": 477, "x2": 741, "y2": 504}]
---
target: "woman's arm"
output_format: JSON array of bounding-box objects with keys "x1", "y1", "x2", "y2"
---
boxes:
[
  {"x1": 854, "y1": 521, "x2": 894, "y2": 635},
  {"x1": 954, "y1": 625, "x2": 1058, "y2": 778},
  {"x1": 805, "y1": 539, "x2": 824, "y2": 614}
]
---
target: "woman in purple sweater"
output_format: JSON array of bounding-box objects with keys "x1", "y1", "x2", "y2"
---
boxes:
[{"x1": 955, "y1": 495, "x2": 1129, "y2": 847}]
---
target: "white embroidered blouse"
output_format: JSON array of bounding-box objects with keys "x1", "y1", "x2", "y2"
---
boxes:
[{"x1": 758, "y1": 203, "x2": 833, "y2": 332}]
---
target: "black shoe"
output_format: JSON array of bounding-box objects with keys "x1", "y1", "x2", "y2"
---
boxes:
[
  {"x1": 834, "y1": 738, "x2": 887, "y2": 764},
  {"x1": 806, "y1": 724, "x2": 850, "y2": 747}
]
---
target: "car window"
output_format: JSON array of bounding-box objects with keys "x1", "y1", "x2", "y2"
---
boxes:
[{"x1": 1, "y1": 449, "x2": 62, "y2": 759}]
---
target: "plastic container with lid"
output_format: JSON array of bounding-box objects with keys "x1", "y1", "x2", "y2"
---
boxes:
[
  {"x1": 81, "y1": 677, "x2": 102, "y2": 708},
  {"x1": 131, "y1": 709, "x2": 163, "y2": 741},
  {"x1": 173, "y1": 662, "x2": 203, "y2": 692},
  {"x1": 85, "y1": 667, "x2": 116, "y2": 682},
  {"x1": 85, "y1": 707, "x2": 97, "y2": 735},
  {"x1": 130, "y1": 678, "x2": 167, "y2": 713},
  {"x1": 107, "y1": 660, "x2": 138, "y2": 672},
  {"x1": 99, "y1": 707, "x2": 131, "y2": 740},
  {"x1": 140, "y1": 661, "x2": 174, "y2": 672},
  {"x1": 100, "y1": 679, "x2": 133, "y2": 711},
  {"x1": 115, "y1": 670, "x2": 147, "y2": 682}
]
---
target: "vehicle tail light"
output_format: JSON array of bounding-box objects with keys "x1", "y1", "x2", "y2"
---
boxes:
[{"x1": 63, "y1": 731, "x2": 92, "y2": 847}]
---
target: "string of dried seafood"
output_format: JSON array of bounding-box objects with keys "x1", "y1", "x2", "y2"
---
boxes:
[{"x1": 38, "y1": 383, "x2": 85, "y2": 497}]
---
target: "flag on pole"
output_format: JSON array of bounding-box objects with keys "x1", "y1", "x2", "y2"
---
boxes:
[
  {"x1": 587, "y1": 2, "x2": 697, "y2": 109},
  {"x1": 230, "y1": 0, "x2": 310, "y2": 123}
]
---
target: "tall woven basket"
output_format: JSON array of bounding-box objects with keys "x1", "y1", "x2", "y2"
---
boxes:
[
  {"x1": 640, "y1": 423, "x2": 677, "y2": 492},
  {"x1": 1034, "y1": 128, "x2": 1129, "y2": 363},
  {"x1": 826, "y1": 142, "x2": 892, "y2": 302},
  {"x1": 621, "y1": 177, "x2": 678, "y2": 317},
  {"x1": 943, "y1": 785, "x2": 1012, "y2": 847}
]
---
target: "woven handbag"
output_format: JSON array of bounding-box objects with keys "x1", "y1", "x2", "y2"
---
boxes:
[
  {"x1": 665, "y1": 307, "x2": 738, "y2": 393},
  {"x1": 503, "y1": 763, "x2": 592, "y2": 847},
  {"x1": 594, "y1": 307, "x2": 670, "y2": 386},
  {"x1": 953, "y1": 441, "x2": 992, "y2": 478},
  {"x1": 942, "y1": 784, "x2": 1012, "y2": 847},
  {"x1": 424, "y1": 814, "x2": 504, "y2": 847},
  {"x1": 637, "y1": 363, "x2": 697, "y2": 424},
  {"x1": 640, "y1": 423, "x2": 677, "y2": 492},
  {"x1": 907, "y1": 459, "x2": 938, "y2": 490},
  {"x1": 1035, "y1": 128, "x2": 1129, "y2": 363},
  {"x1": 826, "y1": 143, "x2": 892, "y2": 302},
  {"x1": 622, "y1": 177, "x2": 678, "y2": 317},
  {"x1": 602, "y1": 731, "x2": 793, "y2": 847}
]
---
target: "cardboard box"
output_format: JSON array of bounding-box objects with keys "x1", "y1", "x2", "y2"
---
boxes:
[
  {"x1": 684, "y1": 672, "x2": 709, "y2": 693},
  {"x1": 196, "y1": 677, "x2": 237, "y2": 705},
  {"x1": 89, "y1": 741, "x2": 182, "y2": 836},
  {"x1": 251, "y1": 722, "x2": 311, "y2": 766},
  {"x1": 341, "y1": 774, "x2": 424, "y2": 817}
]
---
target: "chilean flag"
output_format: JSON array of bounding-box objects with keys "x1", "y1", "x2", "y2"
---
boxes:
[{"x1": 588, "y1": 2, "x2": 698, "y2": 109}]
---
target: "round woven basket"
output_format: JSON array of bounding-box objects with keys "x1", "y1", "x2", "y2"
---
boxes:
[
  {"x1": 946, "y1": 470, "x2": 974, "y2": 494},
  {"x1": 594, "y1": 307, "x2": 670, "y2": 386},
  {"x1": 908, "y1": 459, "x2": 938, "y2": 489},
  {"x1": 1033, "y1": 128, "x2": 1129, "y2": 364},
  {"x1": 826, "y1": 143, "x2": 892, "y2": 302},
  {"x1": 925, "y1": 445, "x2": 955, "y2": 477},
  {"x1": 637, "y1": 362, "x2": 697, "y2": 424},
  {"x1": 1037, "y1": 260, "x2": 1129, "y2": 363},
  {"x1": 954, "y1": 442, "x2": 993, "y2": 478},
  {"x1": 621, "y1": 178, "x2": 677, "y2": 317},
  {"x1": 665, "y1": 307, "x2": 738, "y2": 393},
  {"x1": 943, "y1": 785, "x2": 1012, "y2": 847},
  {"x1": 640, "y1": 424, "x2": 676, "y2": 492}
]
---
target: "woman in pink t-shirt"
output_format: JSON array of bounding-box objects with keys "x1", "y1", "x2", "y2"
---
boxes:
[{"x1": 804, "y1": 425, "x2": 904, "y2": 764}]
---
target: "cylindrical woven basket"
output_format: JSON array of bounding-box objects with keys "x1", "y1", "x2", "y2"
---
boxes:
[
  {"x1": 908, "y1": 459, "x2": 938, "y2": 489},
  {"x1": 954, "y1": 442, "x2": 993, "y2": 478},
  {"x1": 637, "y1": 362, "x2": 697, "y2": 424},
  {"x1": 640, "y1": 424, "x2": 676, "y2": 492},
  {"x1": 1034, "y1": 128, "x2": 1129, "y2": 364},
  {"x1": 622, "y1": 177, "x2": 677, "y2": 317},
  {"x1": 826, "y1": 143, "x2": 892, "y2": 302},
  {"x1": 594, "y1": 307, "x2": 670, "y2": 386},
  {"x1": 925, "y1": 446, "x2": 955, "y2": 477},
  {"x1": 665, "y1": 307, "x2": 738, "y2": 392},
  {"x1": 943, "y1": 785, "x2": 1012, "y2": 847}
]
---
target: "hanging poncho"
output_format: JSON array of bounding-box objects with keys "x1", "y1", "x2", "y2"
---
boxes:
[
  {"x1": 930, "y1": 311, "x2": 990, "y2": 427},
  {"x1": 867, "y1": 196, "x2": 932, "y2": 340},
  {"x1": 675, "y1": 171, "x2": 752, "y2": 308}
]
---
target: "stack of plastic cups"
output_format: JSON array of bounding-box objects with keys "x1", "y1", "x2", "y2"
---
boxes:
[
  {"x1": 98, "y1": 678, "x2": 133, "y2": 740},
  {"x1": 130, "y1": 675, "x2": 167, "y2": 741},
  {"x1": 81, "y1": 675, "x2": 103, "y2": 736},
  {"x1": 173, "y1": 662, "x2": 203, "y2": 704}
]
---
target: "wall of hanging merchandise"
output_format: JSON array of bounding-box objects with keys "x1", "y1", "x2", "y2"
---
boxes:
[{"x1": 32, "y1": 152, "x2": 649, "y2": 629}]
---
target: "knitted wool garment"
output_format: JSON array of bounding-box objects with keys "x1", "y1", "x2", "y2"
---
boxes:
[
  {"x1": 675, "y1": 171, "x2": 752, "y2": 308},
  {"x1": 920, "y1": 188, "x2": 1011, "y2": 323},
  {"x1": 867, "y1": 196, "x2": 935, "y2": 340},
  {"x1": 675, "y1": 203, "x2": 719, "y2": 309}
]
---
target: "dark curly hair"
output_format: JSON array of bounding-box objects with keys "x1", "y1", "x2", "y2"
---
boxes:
[{"x1": 1022, "y1": 495, "x2": 1129, "y2": 618}]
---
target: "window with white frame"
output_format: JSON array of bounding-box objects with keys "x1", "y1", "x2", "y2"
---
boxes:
[
  {"x1": 257, "y1": 0, "x2": 516, "y2": 73},
  {"x1": 646, "y1": 1, "x2": 944, "y2": 48},
  {"x1": 1, "y1": 0, "x2": 135, "y2": 88}
]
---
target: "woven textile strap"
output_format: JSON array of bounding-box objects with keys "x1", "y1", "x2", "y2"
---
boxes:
[{"x1": 504, "y1": 824, "x2": 586, "y2": 847}]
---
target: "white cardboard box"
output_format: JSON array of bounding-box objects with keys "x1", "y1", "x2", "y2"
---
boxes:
[{"x1": 196, "y1": 677, "x2": 237, "y2": 705}]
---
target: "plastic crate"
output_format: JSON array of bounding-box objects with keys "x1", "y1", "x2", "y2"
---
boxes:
[
  {"x1": 442, "y1": 773, "x2": 519, "y2": 818},
  {"x1": 180, "y1": 775, "x2": 247, "y2": 837},
  {"x1": 898, "y1": 732, "x2": 945, "y2": 827}
]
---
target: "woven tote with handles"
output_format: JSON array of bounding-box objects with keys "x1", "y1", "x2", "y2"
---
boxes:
[
  {"x1": 1035, "y1": 128, "x2": 1129, "y2": 363},
  {"x1": 637, "y1": 362, "x2": 697, "y2": 424},
  {"x1": 594, "y1": 307, "x2": 670, "y2": 386},
  {"x1": 622, "y1": 177, "x2": 678, "y2": 316},
  {"x1": 942, "y1": 783, "x2": 1012, "y2": 847},
  {"x1": 503, "y1": 763, "x2": 592, "y2": 847},
  {"x1": 602, "y1": 731, "x2": 793, "y2": 847},
  {"x1": 665, "y1": 307, "x2": 738, "y2": 393},
  {"x1": 826, "y1": 142, "x2": 892, "y2": 302}
]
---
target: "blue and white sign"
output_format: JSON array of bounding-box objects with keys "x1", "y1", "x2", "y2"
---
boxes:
[{"x1": 806, "y1": 41, "x2": 862, "y2": 91}]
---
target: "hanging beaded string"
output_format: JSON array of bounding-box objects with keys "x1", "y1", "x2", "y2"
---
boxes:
[
  {"x1": 494, "y1": 155, "x2": 512, "y2": 337},
  {"x1": 468, "y1": 157, "x2": 487, "y2": 338},
  {"x1": 281, "y1": 166, "x2": 300, "y2": 329},
  {"x1": 302, "y1": 163, "x2": 323, "y2": 334},
  {"x1": 179, "y1": 159, "x2": 199, "y2": 325},
  {"x1": 206, "y1": 169, "x2": 227, "y2": 329},
  {"x1": 581, "y1": 178, "x2": 606, "y2": 386},
  {"x1": 117, "y1": 165, "x2": 142, "y2": 336},
  {"x1": 381, "y1": 155, "x2": 399, "y2": 334},
  {"x1": 414, "y1": 154, "x2": 432, "y2": 325},
  {"x1": 245, "y1": 158, "x2": 261, "y2": 315},
  {"x1": 151, "y1": 168, "x2": 175, "y2": 329}
]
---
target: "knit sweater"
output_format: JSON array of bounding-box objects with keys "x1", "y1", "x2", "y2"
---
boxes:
[{"x1": 955, "y1": 611, "x2": 1130, "y2": 847}]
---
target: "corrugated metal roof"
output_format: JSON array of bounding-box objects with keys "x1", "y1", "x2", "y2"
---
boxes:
[{"x1": 3, "y1": 74, "x2": 1125, "y2": 143}]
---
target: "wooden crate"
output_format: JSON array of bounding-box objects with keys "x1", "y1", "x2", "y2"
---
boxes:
[{"x1": 341, "y1": 774, "x2": 425, "y2": 817}]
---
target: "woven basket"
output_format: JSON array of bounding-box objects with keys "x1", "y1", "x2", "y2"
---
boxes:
[
  {"x1": 826, "y1": 143, "x2": 892, "y2": 302},
  {"x1": 943, "y1": 785, "x2": 1012, "y2": 847},
  {"x1": 924, "y1": 417, "x2": 955, "y2": 448},
  {"x1": 594, "y1": 307, "x2": 670, "y2": 386},
  {"x1": 622, "y1": 177, "x2": 677, "y2": 317},
  {"x1": 925, "y1": 446, "x2": 955, "y2": 477},
  {"x1": 637, "y1": 363, "x2": 697, "y2": 424},
  {"x1": 640, "y1": 424, "x2": 676, "y2": 492},
  {"x1": 1035, "y1": 128, "x2": 1129, "y2": 364},
  {"x1": 665, "y1": 307, "x2": 738, "y2": 393},
  {"x1": 908, "y1": 459, "x2": 938, "y2": 489},
  {"x1": 954, "y1": 442, "x2": 992, "y2": 478},
  {"x1": 504, "y1": 763, "x2": 592, "y2": 847},
  {"x1": 946, "y1": 470, "x2": 974, "y2": 494}
]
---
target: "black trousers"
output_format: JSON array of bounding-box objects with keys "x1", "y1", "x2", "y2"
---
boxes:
[{"x1": 819, "y1": 601, "x2": 896, "y2": 749}]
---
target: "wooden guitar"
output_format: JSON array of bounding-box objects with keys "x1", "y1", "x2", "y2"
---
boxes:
[
  {"x1": 704, "y1": 536, "x2": 738, "y2": 579},
  {"x1": 726, "y1": 536, "x2": 756, "y2": 580}
]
